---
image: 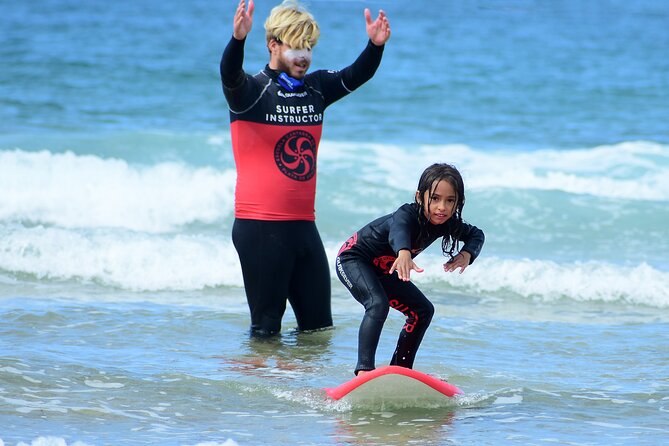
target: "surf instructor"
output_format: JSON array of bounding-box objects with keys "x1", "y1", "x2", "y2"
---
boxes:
[{"x1": 220, "y1": 0, "x2": 391, "y2": 336}]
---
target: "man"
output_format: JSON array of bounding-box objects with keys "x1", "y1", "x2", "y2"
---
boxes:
[{"x1": 220, "y1": 0, "x2": 391, "y2": 336}]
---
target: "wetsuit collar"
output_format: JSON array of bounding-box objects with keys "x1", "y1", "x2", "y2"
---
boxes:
[
  {"x1": 265, "y1": 66, "x2": 304, "y2": 92},
  {"x1": 277, "y1": 72, "x2": 304, "y2": 92}
]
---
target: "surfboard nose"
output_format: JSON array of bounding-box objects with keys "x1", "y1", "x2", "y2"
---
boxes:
[{"x1": 325, "y1": 365, "x2": 462, "y2": 404}]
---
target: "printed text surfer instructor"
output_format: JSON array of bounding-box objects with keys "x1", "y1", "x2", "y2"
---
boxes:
[{"x1": 220, "y1": 0, "x2": 391, "y2": 336}]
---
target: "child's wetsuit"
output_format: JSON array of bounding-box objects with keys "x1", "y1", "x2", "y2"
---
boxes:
[
  {"x1": 336, "y1": 202, "x2": 485, "y2": 374},
  {"x1": 220, "y1": 36, "x2": 384, "y2": 336}
]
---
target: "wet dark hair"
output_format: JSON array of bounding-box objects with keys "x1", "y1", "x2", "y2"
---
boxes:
[{"x1": 414, "y1": 163, "x2": 466, "y2": 259}]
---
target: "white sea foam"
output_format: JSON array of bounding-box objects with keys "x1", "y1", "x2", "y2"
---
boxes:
[
  {"x1": 1, "y1": 144, "x2": 667, "y2": 307},
  {"x1": 0, "y1": 225, "x2": 243, "y2": 291},
  {"x1": 0, "y1": 149, "x2": 236, "y2": 232},
  {"x1": 84, "y1": 379, "x2": 125, "y2": 389},
  {"x1": 320, "y1": 140, "x2": 669, "y2": 201},
  {"x1": 411, "y1": 254, "x2": 669, "y2": 308},
  {"x1": 12, "y1": 437, "x2": 93, "y2": 446},
  {"x1": 1, "y1": 224, "x2": 667, "y2": 308},
  {"x1": 1, "y1": 141, "x2": 666, "y2": 235}
]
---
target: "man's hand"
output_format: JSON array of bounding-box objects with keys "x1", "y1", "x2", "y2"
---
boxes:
[
  {"x1": 364, "y1": 9, "x2": 391, "y2": 46},
  {"x1": 233, "y1": 0, "x2": 255, "y2": 40}
]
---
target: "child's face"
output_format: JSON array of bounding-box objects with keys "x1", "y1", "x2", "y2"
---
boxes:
[{"x1": 417, "y1": 179, "x2": 457, "y2": 225}]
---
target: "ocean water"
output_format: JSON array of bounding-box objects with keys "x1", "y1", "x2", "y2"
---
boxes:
[{"x1": 1, "y1": 0, "x2": 669, "y2": 445}]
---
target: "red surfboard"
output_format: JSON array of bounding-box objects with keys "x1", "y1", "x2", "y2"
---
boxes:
[{"x1": 325, "y1": 366, "x2": 462, "y2": 407}]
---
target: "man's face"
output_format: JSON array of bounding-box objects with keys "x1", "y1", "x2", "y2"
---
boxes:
[{"x1": 271, "y1": 40, "x2": 312, "y2": 79}]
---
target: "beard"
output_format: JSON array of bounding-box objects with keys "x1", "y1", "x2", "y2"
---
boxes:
[{"x1": 275, "y1": 51, "x2": 311, "y2": 79}]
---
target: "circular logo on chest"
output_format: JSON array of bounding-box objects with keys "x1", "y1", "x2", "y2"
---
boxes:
[{"x1": 274, "y1": 130, "x2": 316, "y2": 181}]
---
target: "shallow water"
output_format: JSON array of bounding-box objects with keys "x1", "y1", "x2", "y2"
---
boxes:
[
  {"x1": 2, "y1": 0, "x2": 669, "y2": 444},
  {"x1": 2, "y1": 287, "x2": 668, "y2": 445}
]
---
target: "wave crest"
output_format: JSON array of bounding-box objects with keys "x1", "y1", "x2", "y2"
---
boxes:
[{"x1": 0, "y1": 149, "x2": 235, "y2": 232}]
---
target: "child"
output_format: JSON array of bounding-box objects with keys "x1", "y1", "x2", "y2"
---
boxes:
[{"x1": 335, "y1": 163, "x2": 484, "y2": 375}]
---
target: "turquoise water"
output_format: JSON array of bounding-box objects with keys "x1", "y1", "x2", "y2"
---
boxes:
[{"x1": 1, "y1": 0, "x2": 669, "y2": 445}]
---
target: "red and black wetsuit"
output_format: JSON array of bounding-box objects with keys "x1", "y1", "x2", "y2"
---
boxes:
[
  {"x1": 336, "y1": 202, "x2": 485, "y2": 374},
  {"x1": 220, "y1": 36, "x2": 384, "y2": 336}
]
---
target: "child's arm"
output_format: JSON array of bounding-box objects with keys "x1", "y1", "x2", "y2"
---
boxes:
[
  {"x1": 443, "y1": 223, "x2": 485, "y2": 274},
  {"x1": 387, "y1": 205, "x2": 423, "y2": 281},
  {"x1": 443, "y1": 251, "x2": 472, "y2": 274},
  {"x1": 389, "y1": 249, "x2": 424, "y2": 282}
]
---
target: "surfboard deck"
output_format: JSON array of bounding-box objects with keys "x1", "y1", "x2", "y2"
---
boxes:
[{"x1": 325, "y1": 365, "x2": 462, "y2": 408}]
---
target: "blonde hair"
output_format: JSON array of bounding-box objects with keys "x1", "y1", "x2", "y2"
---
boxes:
[{"x1": 264, "y1": 0, "x2": 320, "y2": 49}]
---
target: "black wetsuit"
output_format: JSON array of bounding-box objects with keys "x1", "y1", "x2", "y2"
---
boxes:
[
  {"x1": 336, "y1": 203, "x2": 485, "y2": 374},
  {"x1": 220, "y1": 36, "x2": 384, "y2": 336}
]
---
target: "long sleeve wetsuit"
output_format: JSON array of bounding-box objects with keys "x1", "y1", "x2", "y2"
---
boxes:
[
  {"x1": 220, "y1": 36, "x2": 384, "y2": 336},
  {"x1": 336, "y1": 202, "x2": 485, "y2": 374}
]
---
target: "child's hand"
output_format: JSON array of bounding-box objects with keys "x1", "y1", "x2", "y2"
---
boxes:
[
  {"x1": 389, "y1": 250, "x2": 424, "y2": 281},
  {"x1": 444, "y1": 251, "x2": 471, "y2": 274}
]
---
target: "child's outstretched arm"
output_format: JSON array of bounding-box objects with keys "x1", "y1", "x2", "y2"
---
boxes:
[
  {"x1": 389, "y1": 249, "x2": 424, "y2": 282},
  {"x1": 443, "y1": 251, "x2": 472, "y2": 274}
]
